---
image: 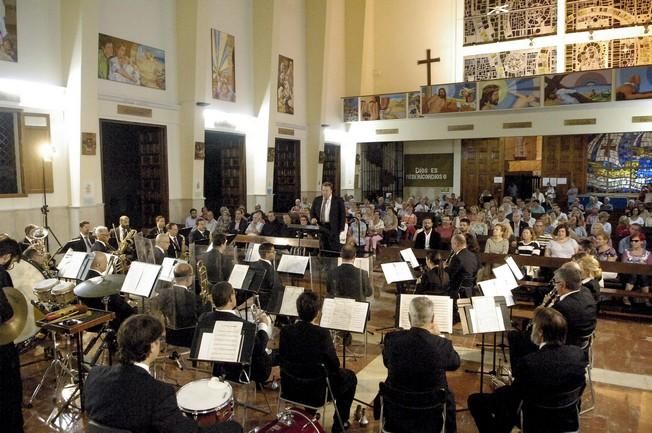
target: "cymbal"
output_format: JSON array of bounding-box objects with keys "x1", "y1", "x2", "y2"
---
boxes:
[
  {"x1": 0, "y1": 287, "x2": 28, "y2": 345},
  {"x1": 74, "y1": 274, "x2": 125, "y2": 298}
]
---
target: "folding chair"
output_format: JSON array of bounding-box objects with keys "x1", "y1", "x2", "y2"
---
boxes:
[
  {"x1": 519, "y1": 384, "x2": 584, "y2": 433},
  {"x1": 378, "y1": 382, "x2": 447, "y2": 433}
]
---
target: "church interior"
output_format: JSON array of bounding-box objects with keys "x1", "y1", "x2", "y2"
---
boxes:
[{"x1": 1, "y1": 1, "x2": 652, "y2": 432}]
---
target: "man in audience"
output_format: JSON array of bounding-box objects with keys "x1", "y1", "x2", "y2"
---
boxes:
[
  {"x1": 600, "y1": 197, "x2": 614, "y2": 211},
  {"x1": 446, "y1": 234, "x2": 479, "y2": 299},
  {"x1": 189, "y1": 218, "x2": 210, "y2": 245},
  {"x1": 261, "y1": 211, "x2": 283, "y2": 237},
  {"x1": 69, "y1": 220, "x2": 95, "y2": 253},
  {"x1": 279, "y1": 292, "x2": 357, "y2": 433},
  {"x1": 185, "y1": 208, "x2": 198, "y2": 228},
  {"x1": 326, "y1": 244, "x2": 372, "y2": 301},
  {"x1": 469, "y1": 307, "x2": 586, "y2": 433},
  {"x1": 205, "y1": 210, "x2": 218, "y2": 234},
  {"x1": 380, "y1": 296, "x2": 460, "y2": 433},
  {"x1": 414, "y1": 217, "x2": 442, "y2": 250},
  {"x1": 532, "y1": 219, "x2": 553, "y2": 252},
  {"x1": 522, "y1": 208, "x2": 535, "y2": 227},
  {"x1": 201, "y1": 233, "x2": 233, "y2": 283},
  {"x1": 229, "y1": 208, "x2": 248, "y2": 235},
  {"x1": 510, "y1": 210, "x2": 529, "y2": 240},
  {"x1": 85, "y1": 314, "x2": 242, "y2": 433}
]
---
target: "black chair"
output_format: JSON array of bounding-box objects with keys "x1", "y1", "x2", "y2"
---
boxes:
[
  {"x1": 518, "y1": 384, "x2": 585, "y2": 433},
  {"x1": 277, "y1": 362, "x2": 344, "y2": 432},
  {"x1": 378, "y1": 381, "x2": 447, "y2": 433},
  {"x1": 579, "y1": 331, "x2": 596, "y2": 414},
  {"x1": 88, "y1": 419, "x2": 133, "y2": 433}
]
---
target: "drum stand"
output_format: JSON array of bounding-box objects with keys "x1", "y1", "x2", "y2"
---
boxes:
[{"x1": 82, "y1": 297, "x2": 115, "y2": 367}]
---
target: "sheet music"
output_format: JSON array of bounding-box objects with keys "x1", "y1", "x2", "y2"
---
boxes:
[
  {"x1": 398, "y1": 294, "x2": 453, "y2": 333},
  {"x1": 505, "y1": 256, "x2": 524, "y2": 280},
  {"x1": 278, "y1": 286, "x2": 304, "y2": 316},
  {"x1": 245, "y1": 244, "x2": 261, "y2": 262},
  {"x1": 120, "y1": 262, "x2": 161, "y2": 297},
  {"x1": 478, "y1": 278, "x2": 515, "y2": 307},
  {"x1": 492, "y1": 264, "x2": 518, "y2": 290},
  {"x1": 400, "y1": 248, "x2": 420, "y2": 268},
  {"x1": 197, "y1": 332, "x2": 213, "y2": 361},
  {"x1": 158, "y1": 257, "x2": 177, "y2": 282},
  {"x1": 337, "y1": 257, "x2": 371, "y2": 274},
  {"x1": 228, "y1": 264, "x2": 249, "y2": 289},
  {"x1": 381, "y1": 262, "x2": 415, "y2": 284},
  {"x1": 58, "y1": 250, "x2": 90, "y2": 279},
  {"x1": 320, "y1": 298, "x2": 369, "y2": 333},
  {"x1": 196, "y1": 321, "x2": 244, "y2": 362},
  {"x1": 277, "y1": 255, "x2": 310, "y2": 275},
  {"x1": 469, "y1": 296, "x2": 505, "y2": 333}
]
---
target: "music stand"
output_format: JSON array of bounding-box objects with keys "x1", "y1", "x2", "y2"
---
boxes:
[
  {"x1": 319, "y1": 297, "x2": 370, "y2": 369},
  {"x1": 39, "y1": 144, "x2": 62, "y2": 251}
]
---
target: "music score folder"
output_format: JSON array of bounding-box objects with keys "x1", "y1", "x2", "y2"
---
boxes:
[
  {"x1": 398, "y1": 294, "x2": 453, "y2": 334},
  {"x1": 457, "y1": 296, "x2": 510, "y2": 335},
  {"x1": 320, "y1": 298, "x2": 369, "y2": 334},
  {"x1": 190, "y1": 319, "x2": 256, "y2": 364},
  {"x1": 120, "y1": 261, "x2": 161, "y2": 298},
  {"x1": 381, "y1": 262, "x2": 415, "y2": 284}
]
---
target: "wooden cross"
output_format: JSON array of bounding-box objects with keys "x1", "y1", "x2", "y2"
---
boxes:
[{"x1": 417, "y1": 49, "x2": 440, "y2": 86}]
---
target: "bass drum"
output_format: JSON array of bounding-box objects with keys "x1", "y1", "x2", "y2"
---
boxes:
[
  {"x1": 253, "y1": 408, "x2": 324, "y2": 433},
  {"x1": 7, "y1": 259, "x2": 46, "y2": 344}
]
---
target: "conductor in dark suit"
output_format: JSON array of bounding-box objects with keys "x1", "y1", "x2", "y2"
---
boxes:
[
  {"x1": 446, "y1": 234, "x2": 480, "y2": 298},
  {"x1": 85, "y1": 314, "x2": 242, "y2": 433},
  {"x1": 469, "y1": 307, "x2": 586, "y2": 433},
  {"x1": 68, "y1": 221, "x2": 95, "y2": 253},
  {"x1": 326, "y1": 244, "x2": 372, "y2": 301},
  {"x1": 153, "y1": 234, "x2": 170, "y2": 265},
  {"x1": 249, "y1": 243, "x2": 284, "y2": 311},
  {"x1": 311, "y1": 182, "x2": 346, "y2": 254},
  {"x1": 279, "y1": 292, "x2": 357, "y2": 433},
  {"x1": 201, "y1": 234, "x2": 234, "y2": 283},
  {"x1": 196, "y1": 282, "x2": 276, "y2": 384},
  {"x1": 413, "y1": 217, "x2": 442, "y2": 250},
  {"x1": 380, "y1": 296, "x2": 460, "y2": 433}
]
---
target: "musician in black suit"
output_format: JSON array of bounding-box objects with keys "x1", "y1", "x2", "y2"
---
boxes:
[
  {"x1": 228, "y1": 208, "x2": 248, "y2": 235},
  {"x1": 189, "y1": 218, "x2": 210, "y2": 245},
  {"x1": 154, "y1": 234, "x2": 169, "y2": 265},
  {"x1": 166, "y1": 223, "x2": 184, "y2": 258},
  {"x1": 413, "y1": 217, "x2": 442, "y2": 250},
  {"x1": 196, "y1": 282, "x2": 276, "y2": 384},
  {"x1": 311, "y1": 182, "x2": 346, "y2": 254},
  {"x1": 469, "y1": 307, "x2": 586, "y2": 433},
  {"x1": 109, "y1": 215, "x2": 132, "y2": 250},
  {"x1": 416, "y1": 251, "x2": 449, "y2": 295},
  {"x1": 326, "y1": 244, "x2": 372, "y2": 301},
  {"x1": 85, "y1": 314, "x2": 242, "y2": 433},
  {"x1": 201, "y1": 234, "x2": 234, "y2": 283},
  {"x1": 0, "y1": 237, "x2": 25, "y2": 433},
  {"x1": 146, "y1": 215, "x2": 167, "y2": 239},
  {"x1": 379, "y1": 296, "x2": 460, "y2": 433},
  {"x1": 92, "y1": 226, "x2": 111, "y2": 253},
  {"x1": 446, "y1": 234, "x2": 480, "y2": 298},
  {"x1": 261, "y1": 211, "x2": 284, "y2": 237},
  {"x1": 68, "y1": 221, "x2": 95, "y2": 253},
  {"x1": 551, "y1": 263, "x2": 597, "y2": 347},
  {"x1": 279, "y1": 292, "x2": 357, "y2": 433},
  {"x1": 249, "y1": 243, "x2": 284, "y2": 311}
]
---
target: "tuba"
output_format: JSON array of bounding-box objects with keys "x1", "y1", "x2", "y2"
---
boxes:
[{"x1": 24, "y1": 226, "x2": 54, "y2": 273}]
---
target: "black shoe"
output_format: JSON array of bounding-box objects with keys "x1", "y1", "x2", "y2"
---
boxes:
[{"x1": 332, "y1": 420, "x2": 350, "y2": 433}]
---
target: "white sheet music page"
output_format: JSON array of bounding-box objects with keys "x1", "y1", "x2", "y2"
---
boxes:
[
  {"x1": 399, "y1": 295, "x2": 453, "y2": 333},
  {"x1": 492, "y1": 264, "x2": 518, "y2": 290},
  {"x1": 478, "y1": 279, "x2": 515, "y2": 307},
  {"x1": 400, "y1": 248, "x2": 420, "y2": 269},
  {"x1": 277, "y1": 255, "x2": 310, "y2": 275},
  {"x1": 336, "y1": 257, "x2": 371, "y2": 274},
  {"x1": 470, "y1": 296, "x2": 505, "y2": 333},
  {"x1": 279, "y1": 286, "x2": 304, "y2": 316},
  {"x1": 348, "y1": 302, "x2": 369, "y2": 333},
  {"x1": 197, "y1": 332, "x2": 214, "y2": 361},
  {"x1": 245, "y1": 244, "x2": 261, "y2": 262},
  {"x1": 120, "y1": 262, "x2": 161, "y2": 297},
  {"x1": 228, "y1": 264, "x2": 249, "y2": 289},
  {"x1": 320, "y1": 298, "x2": 368, "y2": 333},
  {"x1": 505, "y1": 256, "x2": 524, "y2": 280},
  {"x1": 209, "y1": 321, "x2": 243, "y2": 363},
  {"x1": 158, "y1": 257, "x2": 176, "y2": 282},
  {"x1": 58, "y1": 251, "x2": 89, "y2": 279},
  {"x1": 381, "y1": 262, "x2": 414, "y2": 284}
]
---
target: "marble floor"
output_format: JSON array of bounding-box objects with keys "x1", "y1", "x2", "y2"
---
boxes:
[{"x1": 18, "y1": 256, "x2": 652, "y2": 433}]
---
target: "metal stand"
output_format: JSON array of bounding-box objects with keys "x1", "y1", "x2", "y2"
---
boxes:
[{"x1": 40, "y1": 158, "x2": 62, "y2": 251}]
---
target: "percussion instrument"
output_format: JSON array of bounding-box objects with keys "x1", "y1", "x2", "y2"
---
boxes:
[
  {"x1": 177, "y1": 378, "x2": 234, "y2": 426},
  {"x1": 33, "y1": 278, "x2": 59, "y2": 303},
  {"x1": 7, "y1": 258, "x2": 47, "y2": 344},
  {"x1": 51, "y1": 281, "x2": 76, "y2": 305},
  {"x1": 0, "y1": 287, "x2": 28, "y2": 345},
  {"x1": 252, "y1": 408, "x2": 324, "y2": 433},
  {"x1": 73, "y1": 274, "x2": 125, "y2": 299}
]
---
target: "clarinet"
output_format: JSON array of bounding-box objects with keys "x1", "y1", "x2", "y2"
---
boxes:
[{"x1": 542, "y1": 286, "x2": 559, "y2": 307}]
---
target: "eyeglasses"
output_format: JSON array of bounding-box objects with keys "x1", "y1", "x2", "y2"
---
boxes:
[
  {"x1": 631, "y1": 239, "x2": 641, "y2": 243},
  {"x1": 552, "y1": 279, "x2": 562, "y2": 285}
]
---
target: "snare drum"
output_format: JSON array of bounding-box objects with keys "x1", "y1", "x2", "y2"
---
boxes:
[
  {"x1": 254, "y1": 408, "x2": 324, "y2": 433},
  {"x1": 177, "y1": 378, "x2": 234, "y2": 426},
  {"x1": 51, "y1": 281, "x2": 76, "y2": 305},
  {"x1": 33, "y1": 278, "x2": 58, "y2": 303}
]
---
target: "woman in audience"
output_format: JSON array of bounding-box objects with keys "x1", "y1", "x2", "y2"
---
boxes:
[
  {"x1": 541, "y1": 213, "x2": 556, "y2": 235},
  {"x1": 598, "y1": 211, "x2": 612, "y2": 235},
  {"x1": 485, "y1": 223, "x2": 509, "y2": 254},
  {"x1": 629, "y1": 207, "x2": 644, "y2": 226},
  {"x1": 382, "y1": 207, "x2": 398, "y2": 243},
  {"x1": 415, "y1": 251, "x2": 449, "y2": 295},
  {"x1": 572, "y1": 252, "x2": 602, "y2": 302},
  {"x1": 568, "y1": 215, "x2": 587, "y2": 239},
  {"x1": 364, "y1": 210, "x2": 384, "y2": 254},
  {"x1": 545, "y1": 224, "x2": 579, "y2": 258},
  {"x1": 594, "y1": 232, "x2": 617, "y2": 262},
  {"x1": 436, "y1": 215, "x2": 455, "y2": 244},
  {"x1": 399, "y1": 205, "x2": 417, "y2": 240},
  {"x1": 615, "y1": 215, "x2": 631, "y2": 239},
  {"x1": 470, "y1": 211, "x2": 488, "y2": 236},
  {"x1": 516, "y1": 227, "x2": 540, "y2": 256},
  {"x1": 348, "y1": 211, "x2": 367, "y2": 248},
  {"x1": 453, "y1": 207, "x2": 467, "y2": 230},
  {"x1": 621, "y1": 233, "x2": 652, "y2": 306}
]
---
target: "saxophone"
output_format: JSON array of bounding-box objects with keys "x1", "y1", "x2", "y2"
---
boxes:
[
  {"x1": 114, "y1": 229, "x2": 136, "y2": 273},
  {"x1": 196, "y1": 260, "x2": 211, "y2": 305},
  {"x1": 180, "y1": 234, "x2": 188, "y2": 261}
]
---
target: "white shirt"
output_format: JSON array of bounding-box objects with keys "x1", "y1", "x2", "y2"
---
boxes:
[
  {"x1": 558, "y1": 289, "x2": 580, "y2": 302},
  {"x1": 134, "y1": 362, "x2": 151, "y2": 375},
  {"x1": 322, "y1": 197, "x2": 332, "y2": 223},
  {"x1": 185, "y1": 216, "x2": 197, "y2": 228},
  {"x1": 218, "y1": 308, "x2": 271, "y2": 338},
  {"x1": 424, "y1": 229, "x2": 432, "y2": 249},
  {"x1": 80, "y1": 233, "x2": 92, "y2": 252}
]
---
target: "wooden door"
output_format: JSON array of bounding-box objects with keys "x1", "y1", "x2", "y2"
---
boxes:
[
  {"x1": 273, "y1": 138, "x2": 300, "y2": 213},
  {"x1": 204, "y1": 131, "x2": 246, "y2": 213},
  {"x1": 542, "y1": 135, "x2": 588, "y2": 203},
  {"x1": 322, "y1": 143, "x2": 340, "y2": 196},
  {"x1": 461, "y1": 138, "x2": 504, "y2": 206}
]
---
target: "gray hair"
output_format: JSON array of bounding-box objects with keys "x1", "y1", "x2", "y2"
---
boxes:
[
  {"x1": 94, "y1": 226, "x2": 108, "y2": 237},
  {"x1": 554, "y1": 265, "x2": 581, "y2": 291},
  {"x1": 155, "y1": 233, "x2": 168, "y2": 245},
  {"x1": 408, "y1": 296, "x2": 434, "y2": 328}
]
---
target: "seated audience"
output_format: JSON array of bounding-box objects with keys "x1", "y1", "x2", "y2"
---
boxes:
[
  {"x1": 382, "y1": 207, "x2": 399, "y2": 243},
  {"x1": 545, "y1": 224, "x2": 579, "y2": 258},
  {"x1": 435, "y1": 215, "x2": 455, "y2": 246},
  {"x1": 185, "y1": 208, "x2": 198, "y2": 228},
  {"x1": 485, "y1": 223, "x2": 509, "y2": 254},
  {"x1": 364, "y1": 210, "x2": 385, "y2": 254},
  {"x1": 618, "y1": 223, "x2": 647, "y2": 256},
  {"x1": 228, "y1": 208, "x2": 248, "y2": 235},
  {"x1": 399, "y1": 205, "x2": 417, "y2": 240},
  {"x1": 621, "y1": 232, "x2": 652, "y2": 306},
  {"x1": 261, "y1": 211, "x2": 284, "y2": 237},
  {"x1": 414, "y1": 217, "x2": 442, "y2": 250},
  {"x1": 594, "y1": 232, "x2": 617, "y2": 262},
  {"x1": 516, "y1": 227, "x2": 540, "y2": 256},
  {"x1": 245, "y1": 211, "x2": 265, "y2": 235}
]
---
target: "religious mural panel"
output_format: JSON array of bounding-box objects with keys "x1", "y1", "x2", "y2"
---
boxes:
[
  {"x1": 615, "y1": 65, "x2": 652, "y2": 100},
  {"x1": 407, "y1": 92, "x2": 421, "y2": 118},
  {"x1": 421, "y1": 83, "x2": 476, "y2": 114},
  {"x1": 343, "y1": 97, "x2": 359, "y2": 122},
  {"x1": 544, "y1": 70, "x2": 612, "y2": 105},
  {"x1": 464, "y1": 47, "x2": 556, "y2": 81},
  {"x1": 0, "y1": 0, "x2": 17, "y2": 62},
  {"x1": 587, "y1": 132, "x2": 652, "y2": 192},
  {"x1": 211, "y1": 29, "x2": 236, "y2": 102},
  {"x1": 464, "y1": 0, "x2": 557, "y2": 46},
  {"x1": 565, "y1": 36, "x2": 652, "y2": 71},
  {"x1": 360, "y1": 94, "x2": 407, "y2": 121},
  {"x1": 478, "y1": 77, "x2": 541, "y2": 111},
  {"x1": 566, "y1": 0, "x2": 652, "y2": 33},
  {"x1": 98, "y1": 33, "x2": 166, "y2": 90},
  {"x1": 277, "y1": 55, "x2": 294, "y2": 114}
]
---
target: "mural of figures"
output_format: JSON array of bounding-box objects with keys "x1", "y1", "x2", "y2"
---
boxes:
[
  {"x1": 544, "y1": 70, "x2": 612, "y2": 105},
  {"x1": 378, "y1": 94, "x2": 407, "y2": 120},
  {"x1": 98, "y1": 33, "x2": 166, "y2": 90},
  {"x1": 478, "y1": 78, "x2": 540, "y2": 111},
  {"x1": 211, "y1": 29, "x2": 236, "y2": 102},
  {"x1": 343, "y1": 97, "x2": 359, "y2": 122},
  {"x1": 422, "y1": 83, "x2": 476, "y2": 114},
  {"x1": 277, "y1": 55, "x2": 294, "y2": 114},
  {"x1": 360, "y1": 96, "x2": 380, "y2": 121},
  {"x1": 0, "y1": 0, "x2": 17, "y2": 62},
  {"x1": 615, "y1": 66, "x2": 652, "y2": 100},
  {"x1": 407, "y1": 91, "x2": 421, "y2": 118},
  {"x1": 587, "y1": 132, "x2": 652, "y2": 192},
  {"x1": 566, "y1": 0, "x2": 652, "y2": 33},
  {"x1": 464, "y1": 47, "x2": 557, "y2": 81}
]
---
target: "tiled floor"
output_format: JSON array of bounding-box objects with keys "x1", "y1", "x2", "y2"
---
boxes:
[{"x1": 18, "y1": 250, "x2": 652, "y2": 433}]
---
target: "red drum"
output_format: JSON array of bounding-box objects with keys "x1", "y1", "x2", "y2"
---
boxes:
[
  {"x1": 177, "y1": 378, "x2": 234, "y2": 426},
  {"x1": 252, "y1": 408, "x2": 324, "y2": 433}
]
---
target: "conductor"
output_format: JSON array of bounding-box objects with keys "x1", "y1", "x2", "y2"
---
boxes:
[{"x1": 311, "y1": 182, "x2": 346, "y2": 254}]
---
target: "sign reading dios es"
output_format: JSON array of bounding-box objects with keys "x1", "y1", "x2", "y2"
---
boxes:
[{"x1": 404, "y1": 153, "x2": 453, "y2": 187}]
